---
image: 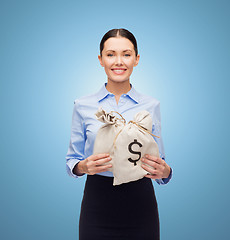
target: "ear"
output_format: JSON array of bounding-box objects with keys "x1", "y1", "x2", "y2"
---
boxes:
[
  {"x1": 98, "y1": 55, "x2": 104, "y2": 67},
  {"x1": 134, "y1": 54, "x2": 140, "y2": 67}
]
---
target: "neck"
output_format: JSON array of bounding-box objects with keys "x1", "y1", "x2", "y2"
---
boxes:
[{"x1": 106, "y1": 80, "x2": 131, "y2": 96}]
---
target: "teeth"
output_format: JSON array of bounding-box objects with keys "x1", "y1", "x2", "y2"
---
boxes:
[{"x1": 113, "y1": 69, "x2": 125, "y2": 73}]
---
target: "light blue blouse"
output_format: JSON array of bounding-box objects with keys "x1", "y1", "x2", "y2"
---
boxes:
[{"x1": 66, "y1": 83, "x2": 172, "y2": 185}]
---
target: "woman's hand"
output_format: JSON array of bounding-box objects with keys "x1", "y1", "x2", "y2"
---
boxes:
[
  {"x1": 141, "y1": 154, "x2": 171, "y2": 180},
  {"x1": 73, "y1": 153, "x2": 112, "y2": 176}
]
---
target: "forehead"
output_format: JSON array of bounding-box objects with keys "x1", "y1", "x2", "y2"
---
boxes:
[{"x1": 103, "y1": 37, "x2": 134, "y2": 51}]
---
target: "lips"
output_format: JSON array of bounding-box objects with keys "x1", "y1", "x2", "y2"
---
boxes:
[{"x1": 111, "y1": 68, "x2": 127, "y2": 75}]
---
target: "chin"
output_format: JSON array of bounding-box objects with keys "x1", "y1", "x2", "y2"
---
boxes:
[
  {"x1": 109, "y1": 78, "x2": 130, "y2": 84},
  {"x1": 108, "y1": 75, "x2": 131, "y2": 83}
]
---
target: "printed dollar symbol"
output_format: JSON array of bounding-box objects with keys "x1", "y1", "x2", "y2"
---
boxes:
[{"x1": 128, "y1": 139, "x2": 143, "y2": 166}]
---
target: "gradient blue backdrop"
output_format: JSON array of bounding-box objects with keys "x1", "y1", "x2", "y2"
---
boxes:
[{"x1": 1, "y1": 0, "x2": 229, "y2": 239}]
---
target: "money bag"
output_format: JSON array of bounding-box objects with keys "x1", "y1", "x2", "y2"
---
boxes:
[
  {"x1": 112, "y1": 110, "x2": 160, "y2": 185},
  {"x1": 93, "y1": 108, "x2": 125, "y2": 172},
  {"x1": 93, "y1": 108, "x2": 160, "y2": 186}
]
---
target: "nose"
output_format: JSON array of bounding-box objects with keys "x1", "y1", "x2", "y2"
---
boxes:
[{"x1": 115, "y1": 55, "x2": 123, "y2": 65}]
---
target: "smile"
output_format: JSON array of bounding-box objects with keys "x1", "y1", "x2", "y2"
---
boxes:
[{"x1": 111, "y1": 68, "x2": 127, "y2": 75}]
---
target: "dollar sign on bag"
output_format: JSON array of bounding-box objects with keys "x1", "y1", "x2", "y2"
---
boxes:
[{"x1": 128, "y1": 139, "x2": 143, "y2": 166}]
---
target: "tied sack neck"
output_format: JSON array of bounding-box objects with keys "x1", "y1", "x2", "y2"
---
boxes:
[
  {"x1": 95, "y1": 108, "x2": 160, "y2": 150},
  {"x1": 128, "y1": 110, "x2": 160, "y2": 139},
  {"x1": 95, "y1": 107, "x2": 126, "y2": 126}
]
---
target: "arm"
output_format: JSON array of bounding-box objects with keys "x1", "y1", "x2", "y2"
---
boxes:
[
  {"x1": 66, "y1": 101, "x2": 113, "y2": 178},
  {"x1": 66, "y1": 101, "x2": 86, "y2": 178},
  {"x1": 142, "y1": 101, "x2": 173, "y2": 185}
]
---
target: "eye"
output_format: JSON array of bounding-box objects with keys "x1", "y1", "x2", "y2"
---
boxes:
[
  {"x1": 124, "y1": 54, "x2": 131, "y2": 57},
  {"x1": 107, "y1": 53, "x2": 114, "y2": 57}
]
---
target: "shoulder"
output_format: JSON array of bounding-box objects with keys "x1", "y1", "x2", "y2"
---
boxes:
[
  {"x1": 135, "y1": 89, "x2": 160, "y2": 108},
  {"x1": 73, "y1": 92, "x2": 98, "y2": 108}
]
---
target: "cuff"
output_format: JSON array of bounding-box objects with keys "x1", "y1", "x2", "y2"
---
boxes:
[
  {"x1": 155, "y1": 167, "x2": 173, "y2": 185},
  {"x1": 66, "y1": 159, "x2": 85, "y2": 178}
]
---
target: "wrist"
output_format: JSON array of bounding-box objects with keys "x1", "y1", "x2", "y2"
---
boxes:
[
  {"x1": 163, "y1": 164, "x2": 171, "y2": 179},
  {"x1": 73, "y1": 160, "x2": 85, "y2": 176}
]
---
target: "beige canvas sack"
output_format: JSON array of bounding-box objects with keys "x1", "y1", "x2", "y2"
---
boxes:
[
  {"x1": 93, "y1": 108, "x2": 160, "y2": 185},
  {"x1": 93, "y1": 108, "x2": 125, "y2": 172}
]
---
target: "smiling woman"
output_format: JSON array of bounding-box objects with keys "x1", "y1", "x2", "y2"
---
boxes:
[
  {"x1": 98, "y1": 33, "x2": 140, "y2": 104},
  {"x1": 98, "y1": 37, "x2": 140, "y2": 92},
  {"x1": 66, "y1": 28, "x2": 173, "y2": 240}
]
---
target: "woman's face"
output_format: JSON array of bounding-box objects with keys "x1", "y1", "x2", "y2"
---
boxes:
[{"x1": 98, "y1": 37, "x2": 140, "y2": 84}]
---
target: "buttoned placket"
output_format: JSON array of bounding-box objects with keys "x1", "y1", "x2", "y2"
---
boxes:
[{"x1": 107, "y1": 94, "x2": 129, "y2": 112}]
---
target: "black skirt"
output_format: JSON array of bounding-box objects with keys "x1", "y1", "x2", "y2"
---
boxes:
[{"x1": 79, "y1": 174, "x2": 160, "y2": 240}]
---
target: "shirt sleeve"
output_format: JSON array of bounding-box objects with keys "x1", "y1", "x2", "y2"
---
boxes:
[
  {"x1": 66, "y1": 101, "x2": 86, "y2": 178},
  {"x1": 152, "y1": 101, "x2": 173, "y2": 185}
]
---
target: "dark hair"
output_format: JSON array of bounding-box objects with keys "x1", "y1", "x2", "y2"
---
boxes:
[{"x1": 100, "y1": 28, "x2": 138, "y2": 57}]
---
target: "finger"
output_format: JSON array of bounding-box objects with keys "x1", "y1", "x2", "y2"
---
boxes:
[
  {"x1": 89, "y1": 153, "x2": 110, "y2": 161},
  {"x1": 141, "y1": 157, "x2": 158, "y2": 168},
  {"x1": 144, "y1": 174, "x2": 158, "y2": 180},
  {"x1": 95, "y1": 165, "x2": 113, "y2": 173},
  {"x1": 95, "y1": 157, "x2": 112, "y2": 166},
  {"x1": 142, "y1": 158, "x2": 164, "y2": 172},
  {"x1": 142, "y1": 163, "x2": 158, "y2": 175},
  {"x1": 144, "y1": 155, "x2": 163, "y2": 164}
]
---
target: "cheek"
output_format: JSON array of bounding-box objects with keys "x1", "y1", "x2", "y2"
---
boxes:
[
  {"x1": 103, "y1": 59, "x2": 114, "y2": 67},
  {"x1": 126, "y1": 64, "x2": 134, "y2": 71},
  {"x1": 123, "y1": 58, "x2": 136, "y2": 68}
]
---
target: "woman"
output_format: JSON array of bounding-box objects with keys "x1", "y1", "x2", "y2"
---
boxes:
[{"x1": 66, "y1": 28, "x2": 172, "y2": 240}]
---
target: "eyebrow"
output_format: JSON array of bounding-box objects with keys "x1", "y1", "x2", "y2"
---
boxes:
[{"x1": 106, "y1": 49, "x2": 133, "y2": 52}]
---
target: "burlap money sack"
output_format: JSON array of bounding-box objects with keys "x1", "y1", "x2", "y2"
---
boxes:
[
  {"x1": 93, "y1": 108, "x2": 160, "y2": 185},
  {"x1": 112, "y1": 111, "x2": 160, "y2": 185},
  {"x1": 93, "y1": 108, "x2": 126, "y2": 172}
]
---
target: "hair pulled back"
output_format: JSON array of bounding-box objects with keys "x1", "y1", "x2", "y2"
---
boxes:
[{"x1": 100, "y1": 28, "x2": 138, "y2": 57}]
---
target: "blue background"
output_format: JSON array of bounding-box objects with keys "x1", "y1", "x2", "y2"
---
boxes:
[{"x1": 1, "y1": 0, "x2": 229, "y2": 239}]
